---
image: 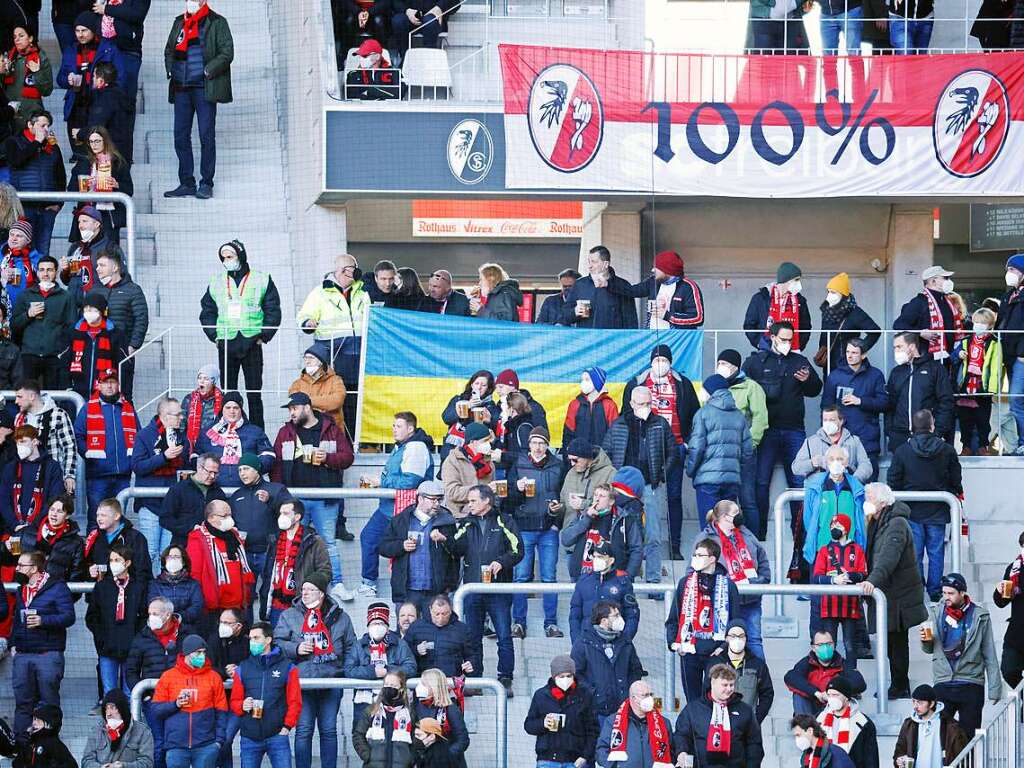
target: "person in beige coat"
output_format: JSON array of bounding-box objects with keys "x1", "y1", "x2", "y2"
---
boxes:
[
  {"x1": 288, "y1": 345, "x2": 348, "y2": 434},
  {"x1": 440, "y1": 422, "x2": 494, "y2": 517},
  {"x1": 555, "y1": 439, "x2": 616, "y2": 528}
]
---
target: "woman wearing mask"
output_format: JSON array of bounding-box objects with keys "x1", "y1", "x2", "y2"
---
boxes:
[
  {"x1": 952, "y1": 307, "x2": 1002, "y2": 455},
  {"x1": 814, "y1": 677, "x2": 879, "y2": 768},
  {"x1": 352, "y1": 669, "x2": 421, "y2": 768},
  {"x1": 472, "y1": 262, "x2": 522, "y2": 322},
  {"x1": 288, "y1": 346, "x2": 347, "y2": 432},
  {"x1": 66, "y1": 290, "x2": 127, "y2": 398},
  {"x1": 412, "y1": 668, "x2": 470, "y2": 768},
  {"x1": 346, "y1": 603, "x2": 417, "y2": 727},
  {"x1": 440, "y1": 370, "x2": 499, "y2": 469},
  {"x1": 67, "y1": 126, "x2": 133, "y2": 240},
  {"x1": 790, "y1": 713, "x2": 856, "y2": 768},
  {"x1": 24, "y1": 494, "x2": 84, "y2": 583},
  {"x1": 147, "y1": 545, "x2": 204, "y2": 629},
  {"x1": 815, "y1": 273, "x2": 880, "y2": 375},
  {"x1": 85, "y1": 543, "x2": 149, "y2": 695},
  {"x1": 81, "y1": 689, "x2": 155, "y2": 768}
]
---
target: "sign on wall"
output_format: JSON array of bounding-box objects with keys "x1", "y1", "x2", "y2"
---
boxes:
[
  {"x1": 970, "y1": 204, "x2": 1024, "y2": 252},
  {"x1": 411, "y1": 200, "x2": 583, "y2": 237}
]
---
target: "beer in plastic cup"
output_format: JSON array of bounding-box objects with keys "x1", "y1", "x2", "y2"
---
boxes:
[
  {"x1": 1002, "y1": 580, "x2": 1015, "y2": 599},
  {"x1": 252, "y1": 699, "x2": 264, "y2": 719},
  {"x1": 311, "y1": 447, "x2": 323, "y2": 466},
  {"x1": 524, "y1": 479, "x2": 536, "y2": 498},
  {"x1": 494, "y1": 479, "x2": 508, "y2": 498},
  {"x1": 577, "y1": 299, "x2": 591, "y2": 317},
  {"x1": 8, "y1": 537, "x2": 20, "y2": 555},
  {"x1": 921, "y1": 621, "x2": 934, "y2": 642},
  {"x1": 302, "y1": 445, "x2": 314, "y2": 463},
  {"x1": 78, "y1": 175, "x2": 91, "y2": 193},
  {"x1": 22, "y1": 608, "x2": 36, "y2": 623},
  {"x1": 456, "y1": 400, "x2": 470, "y2": 419},
  {"x1": 480, "y1": 565, "x2": 492, "y2": 584},
  {"x1": 472, "y1": 407, "x2": 489, "y2": 423}
]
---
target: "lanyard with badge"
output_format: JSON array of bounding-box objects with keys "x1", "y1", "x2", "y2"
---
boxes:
[{"x1": 225, "y1": 273, "x2": 250, "y2": 321}]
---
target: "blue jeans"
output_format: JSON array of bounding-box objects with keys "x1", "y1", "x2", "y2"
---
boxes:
[
  {"x1": 735, "y1": 601, "x2": 764, "y2": 660},
  {"x1": 305, "y1": 499, "x2": 342, "y2": 586},
  {"x1": 22, "y1": 207, "x2": 56, "y2": 257},
  {"x1": 464, "y1": 592, "x2": 514, "y2": 679},
  {"x1": 391, "y1": 11, "x2": 441, "y2": 53},
  {"x1": 537, "y1": 763, "x2": 578, "y2": 768},
  {"x1": 167, "y1": 742, "x2": 219, "y2": 768},
  {"x1": 792, "y1": 693, "x2": 820, "y2": 716},
  {"x1": 740, "y1": 451, "x2": 757, "y2": 523},
  {"x1": 909, "y1": 520, "x2": 946, "y2": 596},
  {"x1": 680, "y1": 652, "x2": 707, "y2": 704},
  {"x1": 12, "y1": 651, "x2": 64, "y2": 734},
  {"x1": 294, "y1": 688, "x2": 342, "y2": 768},
  {"x1": 173, "y1": 86, "x2": 218, "y2": 187},
  {"x1": 119, "y1": 52, "x2": 142, "y2": 101},
  {"x1": 512, "y1": 528, "x2": 559, "y2": 628},
  {"x1": 360, "y1": 507, "x2": 392, "y2": 586},
  {"x1": 820, "y1": 5, "x2": 863, "y2": 54},
  {"x1": 86, "y1": 475, "x2": 131, "y2": 532},
  {"x1": 889, "y1": 14, "x2": 934, "y2": 52},
  {"x1": 144, "y1": 700, "x2": 168, "y2": 768},
  {"x1": 755, "y1": 428, "x2": 805, "y2": 541},
  {"x1": 138, "y1": 504, "x2": 173, "y2": 576},
  {"x1": 666, "y1": 443, "x2": 687, "y2": 552},
  {"x1": 1010, "y1": 359, "x2": 1024, "y2": 450},
  {"x1": 641, "y1": 483, "x2": 666, "y2": 583},
  {"x1": 217, "y1": 713, "x2": 240, "y2": 768},
  {"x1": 240, "y1": 734, "x2": 292, "y2": 768},
  {"x1": 53, "y1": 22, "x2": 76, "y2": 54},
  {"x1": 98, "y1": 656, "x2": 129, "y2": 695},
  {"x1": 693, "y1": 483, "x2": 739, "y2": 523}
]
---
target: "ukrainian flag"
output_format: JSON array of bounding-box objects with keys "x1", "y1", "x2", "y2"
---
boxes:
[{"x1": 360, "y1": 307, "x2": 704, "y2": 446}]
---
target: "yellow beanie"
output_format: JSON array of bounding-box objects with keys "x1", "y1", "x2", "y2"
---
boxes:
[{"x1": 827, "y1": 272, "x2": 851, "y2": 296}]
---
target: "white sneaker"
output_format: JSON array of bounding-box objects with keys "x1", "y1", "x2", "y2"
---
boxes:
[
  {"x1": 356, "y1": 583, "x2": 378, "y2": 598},
  {"x1": 331, "y1": 584, "x2": 355, "y2": 602}
]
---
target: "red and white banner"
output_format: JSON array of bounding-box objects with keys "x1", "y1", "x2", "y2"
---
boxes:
[
  {"x1": 499, "y1": 45, "x2": 1024, "y2": 197},
  {"x1": 411, "y1": 200, "x2": 583, "y2": 237}
]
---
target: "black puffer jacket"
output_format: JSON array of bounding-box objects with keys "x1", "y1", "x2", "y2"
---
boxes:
[
  {"x1": 524, "y1": 679, "x2": 599, "y2": 763},
  {"x1": 887, "y1": 433, "x2": 962, "y2": 524},
  {"x1": 885, "y1": 355, "x2": 955, "y2": 445},
  {"x1": 85, "y1": 571, "x2": 149, "y2": 659},
  {"x1": 672, "y1": 692, "x2": 764, "y2": 768},
  {"x1": 98, "y1": 274, "x2": 148, "y2": 350},
  {"x1": 24, "y1": 519, "x2": 84, "y2": 582},
  {"x1": 125, "y1": 616, "x2": 194, "y2": 688},
  {"x1": 403, "y1": 616, "x2": 474, "y2": 678},
  {"x1": 0, "y1": 336, "x2": 21, "y2": 389}
]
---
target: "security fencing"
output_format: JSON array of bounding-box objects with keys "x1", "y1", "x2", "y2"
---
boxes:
[
  {"x1": 949, "y1": 678, "x2": 1024, "y2": 768},
  {"x1": 771, "y1": 489, "x2": 963, "y2": 616},
  {"x1": 114, "y1": 486, "x2": 397, "y2": 512}
]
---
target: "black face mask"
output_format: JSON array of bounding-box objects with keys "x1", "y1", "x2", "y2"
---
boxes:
[
  {"x1": 381, "y1": 687, "x2": 403, "y2": 707},
  {"x1": 731, "y1": 513, "x2": 745, "y2": 529},
  {"x1": 830, "y1": 528, "x2": 844, "y2": 541},
  {"x1": 13, "y1": 571, "x2": 29, "y2": 585},
  {"x1": 100, "y1": 392, "x2": 120, "y2": 404}
]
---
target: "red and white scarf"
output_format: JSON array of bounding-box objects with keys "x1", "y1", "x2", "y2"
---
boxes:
[
  {"x1": 1009, "y1": 555, "x2": 1022, "y2": 596},
  {"x1": 923, "y1": 289, "x2": 962, "y2": 357},
  {"x1": 196, "y1": 522, "x2": 251, "y2": 586},
  {"x1": 186, "y1": 386, "x2": 222, "y2": 447},
  {"x1": 69, "y1": 319, "x2": 115, "y2": 376},
  {"x1": 707, "y1": 697, "x2": 732, "y2": 755},
  {"x1": 767, "y1": 283, "x2": 802, "y2": 350},
  {"x1": 716, "y1": 524, "x2": 758, "y2": 584},
  {"x1": 965, "y1": 334, "x2": 988, "y2": 394},
  {"x1": 5, "y1": 46, "x2": 42, "y2": 99},
  {"x1": 674, "y1": 570, "x2": 730, "y2": 646},
  {"x1": 270, "y1": 527, "x2": 301, "y2": 610},
  {"x1": 114, "y1": 572, "x2": 130, "y2": 621},
  {"x1": 101, "y1": 0, "x2": 122, "y2": 38},
  {"x1": 85, "y1": 393, "x2": 137, "y2": 459},
  {"x1": 819, "y1": 705, "x2": 864, "y2": 753},
  {"x1": 175, "y1": 3, "x2": 210, "y2": 53},
  {"x1": 369, "y1": 705, "x2": 413, "y2": 744},
  {"x1": 205, "y1": 418, "x2": 242, "y2": 465},
  {"x1": 38, "y1": 520, "x2": 68, "y2": 545},
  {"x1": 462, "y1": 445, "x2": 492, "y2": 479},
  {"x1": 607, "y1": 699, "x2": 673, "y2": 768},
  {"x1": 3, "y1": 247, "x2": 35, "y2": 286},
  {"x1": 580, "y1": 528, "x2": 604, "y2": 574},
  {"x1": 75, "y1": 42, "x2": 97, "y2": 87},
  {"x1": 21, "y1": 571, "x2": 48, "y2": 607},
  {"x1": 302, "y1": 605, "x2": 336, "y2": 659},
  {"x1": 802, "y1": 738, "x2": 828, "y2": 768},
  {"x1": 13, "y1": 460, "x2": 46, "y2": 525}
]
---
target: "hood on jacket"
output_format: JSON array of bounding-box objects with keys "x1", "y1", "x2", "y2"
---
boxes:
[
  {"x1": 31, "y1": 704, "x2": 64, "y2": 735},
  {"x1": 37, "y1": 393, "x2": 59, "y2": 414},
  {"x1": 101, "y1": 689, "x2": 132, "y2": 727},
  {"x1": 403, "y1": 426, "x2": 436, "y2": 454},
  {"x1": 911, "y1": 700, "x2": 945, "y2": 724},
  {"x1": 909, "y1": 433, "x2": 946, "y2": 459},
  {"x1": 706, "y1": 388, "x2": 739, "y2": 411},
  {"x1": 612, "y1": 466, "x2": 644, "y2": 500},
  {"x1": 490, "y1": 280, "x2": 523, "y2": 306},
  {"x1": 579, "y1": 448, "x2": 615, "y2": 479},
  {"x1": 174, "y1": 653, "x2": 213, "y2": 675}
]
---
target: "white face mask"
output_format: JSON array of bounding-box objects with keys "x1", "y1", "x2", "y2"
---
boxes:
[
  {"x1": 795, "y1": 735, "x2": 812, "y2": 752},
  {"x1": 828, "y1": 460, "x2": 845, "y2": 477},
  {"x1": 893, "y1": 348, "x2": 909, "y2": 366},
  {"x1": 822, "y1": 421, "x2": 840, "y2": 437},
  {"x1": 774, "y1": 340, "x2": 792, "y2": 356},
  {"x1": 862, "y1": 501, "x2": 877, "y2": 518},
  {"x1": 610, "y1": 615, "x2": 625, "y2": 633},
  {"x1": 826, "y1": 695, "x2": 845, "y2": 712},
  {"x1": 80, "y1": 227, "x2": 97, "y2": 243},
  {"x1": 554, "y1": 676, "x2": 574, "y2": 691},
  {"x1": 592, "y1": 556, "x2": 609, "y2": 573},
  {"x1": 691, "y1": 556, "x2": 706, "y2": 572},
  {"x1": 277, "y1": 514, "x2": 292, "y2": 531},
  {"x1": 715, "y1": 364, "x2": 734, "y2": 379},
  {"x1": 304, "y1": 364, "x2": 320, "y2": 377},
  {"x1": 38, "y1": 281, "x2": 55, "y2": 291},
  {"x1": 218, "y1": 623, "x2": 234, "y2": 639},
  {"x1": 580, "y1": 377, "x2": 595, "y2": 395},
  {"x1": 942, "y1": 279, "x2": 954, "y2": 294},
  {"x1": 16, "y1": 442, "x2": 32, "y2": 459},
  {"x1": 83, "y1": 308, "x2": 101, "y2": 325},
  {"x1": 368, "y1": 623, "x2": 387, "y2": 642},
  {"x1": 651, "y1": 360, "x2": 671, "y2": 379},
  {"x1": 165, "y1": 557, "x2": 183, "y2": 575},
  {"x1": 1007, "y1": 270, "x2": 1020, "y2": 287},
  {"x1": 185, "y1": 0, "x2": 201, "y2": 14},
  {"x1": 414, "y1": 683, "x2": 429, "y2": 699},
  {"x1": 302, "y1": 594, "x2": 322, "y2": 609},
  {"x1": 106, "y1": 717, "x2": 123, "y2": 730},
  {"x1": 98, "y1": 274, "x2": 114, "y2": 286},
  {"x1": 639, "y1": 696, "x2": 655, "y2": 713},
  {"x1": 790, "y1": 280, "x2": 802, "y2": 295},
  {"x1": 109, "y1": 561, "x2": 126, "y2": 577},
  {"x1": 222, "y1": 258, "x2": 239, "y2": 272},
  {"x1": 633, "y1": 406, "x2": 651, "y2": 420},
  {"x1": 973, "y1": 323, "x2": 989, "y2": 334},
  {"x1": 825, "y1": 291, "x2": 841, "y2": 307},
  {"x1": 147, "y1": 614, "x2": 166, "y2": 631},
  {"x1": 727, "y1": 638, "x2": 746, "y2": 654},
  {"x1": 215, "y1": 516, "x2": 235, "y2": 533}
]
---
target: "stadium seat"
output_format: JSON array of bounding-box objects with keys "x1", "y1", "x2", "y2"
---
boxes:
[{"x1": 401, "y1": 47, "x2": 452, "y2": 99}]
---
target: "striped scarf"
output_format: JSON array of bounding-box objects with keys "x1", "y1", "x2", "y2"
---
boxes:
[
  {"x1": 12, "y1": 460, "x2": 46, "y2": 525},
  {"x1": 767, "y1": 283, "x2": 802, "y2": 349},
  {"x1": 196, "y1": 522, "x2": 251, "y2": 586},
  {"x1": 369, "y1": 705, "x2": 413, "y2": 744},
  {"x1": 21, "y1": 571, "x2": 48, "y2": 607},
  {"x1": 186, "y1": 387, "x2": 222, "y2": 447},
  {"x1": 69, "y1": 319, "x2": 114, "y2": 376},
  {"x1": 114, "y1": 572, "x2": 130, "y2": 621},
  {"x1": 820, "y1": 705, "x2": 864, "y2": 752},
  {"x1": 674, "y1": 570, "x2": 730, "y2": 645},
  {"x1": 270, "y1": 527, "x2": 302, "y2": 610},
  {"x1": 85, "y1": 393, "x2": 136, "y2": 459},
  {"x1": 923, "y1": 289, "x2": 962, "y2": 357}
]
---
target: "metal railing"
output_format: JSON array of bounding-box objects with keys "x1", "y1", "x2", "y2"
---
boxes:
[
  {"x1": 453, "y1": 581, "x2": 892, "y2": 713},
  {"x1": 772, "y1": 488, "x2": 962, "y2": 616},
  {"x1": 130, "y1": 676, "x2": 509, "y2": 768},
  {"x1": 948, "y1": 678, "x2": 1024, "y2": 767},
  {"x1": 951, "y1": 733, "x2": 987, "y2": 768},
  {"x1": 115, "y1": 485, "x2": 397, "y2": 510}
]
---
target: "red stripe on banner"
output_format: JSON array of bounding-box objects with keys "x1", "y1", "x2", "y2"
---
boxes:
[
  {"x1": 948, "y1": 78, "x2": 1009, "y2": 175},
  {"x1": 499, "y1": 45, "x2": 1024, "y2": 127}
]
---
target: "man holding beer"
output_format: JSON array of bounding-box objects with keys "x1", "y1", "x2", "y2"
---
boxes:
[{"x1": 449, "y1": 483, "x2": 524, "y2": 698}]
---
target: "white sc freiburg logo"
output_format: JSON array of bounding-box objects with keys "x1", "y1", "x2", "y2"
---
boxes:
[
  {"x1": 447, "y1": 119, "x2": 493, "y2": 185},
  {"x1": 527, "y1": 64, "x2": 604, "y2": 173}
]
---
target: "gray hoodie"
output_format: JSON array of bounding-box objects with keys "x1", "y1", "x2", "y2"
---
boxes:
[{"x1": 791, "y1": 427, "x2": 873, "y2": 483}]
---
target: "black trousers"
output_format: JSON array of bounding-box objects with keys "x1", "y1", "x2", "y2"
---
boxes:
[
  {"x1": 1002, "y1": 644, "x2": 1024, "y2": 688},
  {"x1": 120, "y1": 356, "x2": 136, "y2": 400},
  {"x1": 218, "y1": 339, "x2": 265, "y2": 429},
  {"x1": 957, "y1": 397, "x2": 993, "y2": 450},
  {"x1": 21, "y1": 354, "x2": 64, "y2": 389},
  {"x1": 936, "y1": 681, "x2": 985, "y2": 736},
  {"x1": 889, "y1": 628, "x2": 911, "y2": 691}
]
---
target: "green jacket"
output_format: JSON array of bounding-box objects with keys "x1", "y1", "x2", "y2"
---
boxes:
[
  {"x1": 728, "y1": 375, "x2": 768, "y2": 448},
  {"x1": 559, "y1": 447, "x2": 617, "y2": 528},
  {"x1": 164, "y1": 10, "x2": 234, "y2": 104},
  {"x1": 11, "y1": 283, "x2": 76, "y2": 357},
  {"x1": 923, "y1": 601, "x2": 1003, "y2": 701},
  {"x1": 3, "y1": 47, "x2": 54, "y2": 121}
]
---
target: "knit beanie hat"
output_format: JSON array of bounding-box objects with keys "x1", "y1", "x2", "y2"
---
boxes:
[
  {"x1": 367, "y1": 602, "x2": 390, "y2": 625},
  {"x1": 495, "y1": 369, "x2": 519, "y2": 389},
  {"x1": 238, "y1": 453, "x2": 261, "y2": 472},
  {"x1": 776, "y1": 262, "x2": 802, "y2": 284},
  {"x1": 717, "y1": 349, "x2": 742, "y2": 369},
  {"x1": 827, "y1": 272, "x2": 851, "y2": 296},
  {"x1": 305, "y1": 345, "x2": 330, "y2": 367},
  {"x1": 74, "y1": 10, "x2": 101, "y2": 35},
  {"x1": 304, "y1": 573, "x2": 330, "y2": 595},
  {"x1": 463, "y1": 422, "x2": 491, "y2": 443},
  {"x1": 83, "y1": 291, "x2": 108, "y2": 313},
  {"x1": 550, "y1": 655, "x2": 576, "y2": 677},
  {"x1": 182, "y1": 634, "x2": 206, "y2": 655},
  {"x1": 1007, "y1": 254, "x2": 1024, "y2": 273},
  {"x1": 222, "y1": 391, "x2": 245, "y2": 409},
  {"x1": 9, "y1": 218, "x2": 32, "y2": 242},
  {"x1": 566, "y1": 438, "x2": 597, "y2": 459},
  {"x1": 826, "y1": 675, "x2": 857, "y2": 700},
  {"x1": 583, "y1": 366, "x2": 608, "y2": 393},
  {"x1": 78, "y1": 205, "x2": 102, "y2": 224},
  {"x1": 831, "y1": 513, "x2": 852, "y2": 535},
  {"x1": 654, "y1": 250, "x2": 685, "y2": 278},
  {"x1": 198, "y1": 364, "x2": 220, "y2": 386},
  {"x1": 528, "y1": 426, "x2": 550, "y2": 445},
  {"x1": 611, "y1": 466, "x2": 644, "y2": 499},
  {"x1": 650, "y1": 344, "x2": 673, "y2": 363}
]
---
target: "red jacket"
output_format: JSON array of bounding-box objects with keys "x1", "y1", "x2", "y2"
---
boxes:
[
  {"x1": 186, "y1": 523, "x2": 255, "y2": 611},
  {"x1": 271, "y1": 413, "x2": 353, "y2": 486},
  {"x1": 151, "y1": 655, "x2": 228, "y2": 750},
  {"x1": 811, "y1": 541, "x2": 868, "y2": 619}
]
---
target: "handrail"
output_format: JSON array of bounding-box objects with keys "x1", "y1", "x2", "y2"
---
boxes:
[
  {"x1": 772, "y1": 489, "x2": 962, "y2": 617},
  {"x1": 17, "y1": 191, "x2": 135, "y2": 275},
  {"x1": 950, "y1": 731, "x2": 986, "y2": 767},
  {"x1": 130, "y1": 676, "x2": 508, "y2": 768},
  {"x1": 408, "y1": 0, "x2": 466, "y2": 54},
  {"x1": 115, "y1": 486, "x2": 397, "y2": 511}
]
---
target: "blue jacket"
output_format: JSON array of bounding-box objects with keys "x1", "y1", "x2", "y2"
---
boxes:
[
  {"x1": 506, "y1": 449, "x2": 563, "y2": 531},
  {"x1": 802, "y1": 472, "x2": 867, "y2": 565},
  {"x1": 537, "y1": 292, "x2": 569, "y2": 325},
  {"x1": 148, "y1": 573, "x2": 205, "y2": 628},
  {"x1": 75, "y1": 398, "x2": 141, "y2": 478},
  {"x1": 1, "y1": 246, "x2": 41, "y2": 312},
  {"x1": 685, "y1": 389, "x2": 753, "y2": 487},
  {"x1": 228, "y1": 479, "x2": 291, "y2": 555},
  {"x1": 561, "y1": 270, "x2": 638, "y2": 329},
  {"x1": 569, "y1": 570, "x2": 639, "y2": 644},
  {"x1": 377, "y1": 428, "x2": 435, "y2": 516},
  {"x1": 821, "y1": 361, "x2": 887, "y2": 454},
  {"x1": 192, "y1": 418, "x2": 274, "y2": 486},
  {"x1": 131, "y1": 417, "x2": 192, "y2": 514},
  {"x1": 570, "y1": 624, "x2": 645, "y2": 717},
  {"x1": 56, "y1": 39, "x2": 121, "y2": 121},
  {"x1": 6, "y1": 576, "x2": 76, "y2": 653},
  {"x1": 0, "y1": 455, "x2": 65, "y2": 531}
]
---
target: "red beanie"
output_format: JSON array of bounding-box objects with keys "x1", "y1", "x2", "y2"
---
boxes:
[
  {"x1": 831, "y1": 514, "x2": 852, "y2": 534},
  {"x1": 496, "y1": 369, "x2": 519, "y2": 389},
  {"x1": 654, "y1": 250, "x2": 685, "y2": 278}
]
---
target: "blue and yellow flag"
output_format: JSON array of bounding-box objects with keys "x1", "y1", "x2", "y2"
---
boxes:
[{"x1": 360, "y1": 307, "x2": 704, "y2": 446}]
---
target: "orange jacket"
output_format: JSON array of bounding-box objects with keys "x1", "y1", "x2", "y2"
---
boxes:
[{"x1": 151, "y1": 655, "x2": 228, "y2": 749}]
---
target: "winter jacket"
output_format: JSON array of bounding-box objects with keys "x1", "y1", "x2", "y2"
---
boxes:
[
  {"x1": 13, "y1": 729, "x2": 77, "y2": 768},
  {"x1": 270, "y1": 412, "x2": 352, "y2": 487},
  {"x1": 439, "y1": 393, "x2": 499, "y2": 469},
  {"x1": 419, "y1": 288, "x2": 471, "y2": 317},
  {"x1": 665, "y1": 565, "x2": 742, "y2": 655},
  {"x1": 571, "y1": 624, "x2": 645, "y2": 717},
  {"x1": 273, "y1": 595, "x2": 356, "y2": 677},
  {"x1": 86, "y1": 84, "x2": 135, "y2": 163},
  {"x1": 595, "y1": 709, "x2": 674, "y2": 768},
  {"x1": 412, "y1": 700, "x2": 469, "y2": 768},
  {"x1": 743, "y1": 286, "x2": 813, "y2": 351},
  {"x1": 150, "y1": 655, "x2": 228, "y2": 750},
  {"x1": 2, "y1": 48, "x2": 54, "y2": 127},
  {"x1": 82, "y1": 518, "x2": 152, "y2": 584},
  {"x1": 97, "y1": 274, "x2": 148, "y2": 349},
  {"x1": 562, "y1": 268, "x2": 639, "y2": 329},
  {"x1": 81, "y1": 717, "x2": 154, "y2": 768},
  {"x1": 524, "y1": 680, "x2": 600, "y2": 763},
  {"x1": 352, "y1": 704, "x2": 421, "y2": 768},
  {"x1": 66, "y1": 318, "x2": 128, "y2": 397},
  {"x1": 74, "y1": 396, "x2": 140, "y2": 478},
  {"x1": 537, "y1": 291, "x2": 569, "y2": 325},
  {"x1": 506, "y1": 449, "x2": 562, "y2": 531},
  {"x1": 11, "y1": 282, "x2": 75, "y2": 357},
  {"x1": 558, "y1": 447, "x2": 616, "y2": 528},
  {"x1": 207, "y1": 630, "x2": 249, "y2": 679},
  {"x1": 0, "y1": 335, "x2": 20, "y2": 388},
  {"x1": 198, "y1": 263, "x2": 281, "y2": 347},
  {"x1": 186, "y1": 523, "x2": 255, "y2": 612},
  {"x1": 377, "y1": 506, "x2": 460, "y2": 604},
  {"x1": 131, "y1": 417, "x2": 192, "y2": 514},
  {"x1": 125, "y1": 616, "x2": 193, "y2": 688},
  {"x1": 1, "y1": 245, "x2": 41, "y2": 314},
  {"x1": 158, "y1": 476, "x2": 227, "y2": 545},
  {"x1": 952, "y1": 334, "x2": 1002, "y2": 395},
  {"x1": 603, "y1": 412, "x2": 675, "y2": 487},
  {"x1": 885, "y1": 355, "x2": 955, "y2": 445},
  {"x1": 801, "y1": 471, "x2": 867, "y2": 566},
  {"x1": 996, "y1": 286, "x2": 1024, "y2": 360},
  {"x1": 792, "y1": 427, "x2": 873, "y2": 483},
  {"x1": 148, "y1": 573, "x2": 204, "y2": 628},
  {"x1": 376, "y1": 428, "x2": 435, "y2": 516},
  {"x1": 622, "y1": 368, "x2": 701, "y2": 444},
  {"x1": 561, "y1": 393, "x2": 619, "y2": 458},
  {"x1": 495, "y1": 412, "x2": 534, "y2": 468},
  {"x1": 887, "y1": 433, "x2": 962, "y2": 524},
  {"x1": 67, "y1": 153, "x2": 132, "y2": 231},
  {"x1": 21, "y1": 518, "x2": 84, "y2": 582},
  {"x1": 258, "y1": 525, "x2": 331, "y2": 621},
  {"x1": 477, "y1": 279, "x2": 522, "y2": 322},
  {"x1": 569, "y1": 569, "x2": 639, "y2": 643},
  {"x1": 164, "y1": 9, "x2": 233, "y2": 104},
  {"x1": 440, "y1": 448, "x2": 493, "y2": 518},
  {"x1": 702, "y1": 651, "x2": 775, "y2": 723},
  {"x1": 784, "y1": 652, "x2": 866, "y2": 704},
  {"x1": 7, "y1": 575, "x2": 75, "y2": 653},
  {"x1": 403, "y1": 616, "x2": 474, "y2": 677},
  {"x1": 673, "y1": 693, "x2": 763, "y2": 768},
  {"x1": 297, "y1": 274, "x2": 371, "y2": 342},
  {"x1": 816, "y1": 705, "x2": 879, "y2": 768},
  {"x1": 685, "y1": 388, "x2": 753, "y2": 487},
  {"x1": 894, "y1": 291, "x2": 959, "y2": 341},
  {"x1": 0, "y1": 454, "x2": 64, "y2": 530},
  {"x1": 618, "y1": 275, "x2": 705, "y2": 327},
  {"x1": 864, "y1": 501, "x2": 928, "y2": 633},
  {"x1": 228, "y1": 478, "x2": 291, "y2": 554},
  {"x1": 821, "y1": 361, "x2": 887, "y2": 454},
  {"x1": 449, "y1": 509, "x2": 524, "y2": 586},
  {"x1": 893, "y1": 703, "x2": 969, "y2": 768},
  {"x1": 230, "y1": 646, "x2": 302, "y2": 740},
  {"x1": 923, "y1": 601, "x2": 1003, "y2": 700},
  {"x1": 994, "y1": 560, "x2": 1024, "y2": 653},
  {"x1": 742, "y1": 348, "x2": 823, "y2": 431},
  {"x1": 193, "y1": 417, "x2": 274, "y2": 486},
  {"x1": 103, "y1": 0, "x2": 150, "y2": 54},
  {"x1": 344, "y1": 630, "x2": 417, "y2": 680},
  {"x1": 816, "y1": 298, "x2": 881, "y2": 373},
  {"x1": 561, "y1": 502, "x2": 644, "y2": 580},
  {"x1": 726, "y1": 374, "x2": 768, "y2": 448},
  {"x1": 288, "y1": 368, "x2": 347, "y2": 433},
  {"x1": 85, "y1": 571, "x2": 148, "y2": 659},
  {"x1": 689, "y1": 523, "x2": 770, "y2": 607}
]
